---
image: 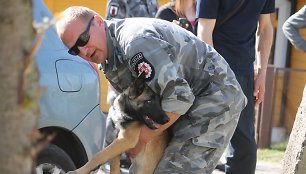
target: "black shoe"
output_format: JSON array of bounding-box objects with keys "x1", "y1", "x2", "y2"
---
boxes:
[{"x1": 215, "y1": 162, "x2": 226, "y2": 172}]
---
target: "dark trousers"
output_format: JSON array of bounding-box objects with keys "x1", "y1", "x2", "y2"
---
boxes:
[{"x1": 225, "y1": 72, "x2": 257, "y2": 174}]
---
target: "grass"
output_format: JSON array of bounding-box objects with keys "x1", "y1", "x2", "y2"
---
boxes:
[{"x1": 257, "y1": 139, "x2": 288, "y2": 163}]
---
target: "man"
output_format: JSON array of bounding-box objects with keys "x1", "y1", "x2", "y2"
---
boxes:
[
  {"x1": 196, "y1": 0, "x2": 275, "y2": 174},
  {"x1": 283, "y1": 5, "x2": 306, "y2": 52},
  {"x1": 56, "y1": 6, "x2": 247, "y2": 173},
  {"x1": 106, "y1": 0, "x2": 158, "y2": 19}
]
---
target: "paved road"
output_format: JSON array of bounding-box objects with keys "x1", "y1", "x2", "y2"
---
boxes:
[
  {"x1": 96, "y1": 151, "x2": 282, "y2": 174},
  {"x1": 213, "y1": 161, "x2": 282, "y2": 174},
  {"x1": 97, "y1": 161, "x2": 282, "y2": 174}
]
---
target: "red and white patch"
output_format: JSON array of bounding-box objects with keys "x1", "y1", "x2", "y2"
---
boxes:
[
  {"x1": 138, "y1": 62, "x2": 152, "y2": 79},
  {"x1": 130, "y1": 52, "x2": 155, "y2": 81},
  {"x1": 109, "y1": 5, "x2": 119, "y2": 17}
]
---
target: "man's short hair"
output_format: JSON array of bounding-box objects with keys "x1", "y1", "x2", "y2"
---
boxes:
[{"x1": 55, "y1": 6, "x2": 98, "y2": 38}]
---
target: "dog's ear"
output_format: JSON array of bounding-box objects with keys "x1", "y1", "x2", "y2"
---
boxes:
[{"x1": 129, "y1": 72, "x2": 146, "y2": 98}]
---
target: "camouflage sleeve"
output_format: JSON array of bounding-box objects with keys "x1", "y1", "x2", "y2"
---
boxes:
[
  {"x1": 125, "y1": 36, "x2": 195, "y2": 116},
  {"x1": 106, "y1": 0, "x2": 159, "y2": 19},
  {"x1": 106, "y1": 0, "x2": 128, "y2": 20}
]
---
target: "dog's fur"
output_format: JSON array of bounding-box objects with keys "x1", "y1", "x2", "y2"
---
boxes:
[{"x1": 68, "y1": 73, "x2": 169, "y2": 174}]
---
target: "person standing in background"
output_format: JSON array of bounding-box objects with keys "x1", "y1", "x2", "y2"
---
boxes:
[
  {"x1": 155, "y1": 0, "x2": 177, "y2": 24},
  {"x1": 283, "y1": 5, "x2": 306, "y2": 52},
  {"x1": 196, "y1": 0, "x2": 275, "y2": 174},
  {"x1": 156, "y1": 0, "x2": 198, "y2": 35}
]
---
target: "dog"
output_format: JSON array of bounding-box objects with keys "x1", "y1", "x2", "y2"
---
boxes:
[{"x1": 68, "y1": 72, "x2": 169, "y2": 174}]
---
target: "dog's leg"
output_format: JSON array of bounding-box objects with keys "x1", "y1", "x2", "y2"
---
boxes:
[
  {"x1": 74, "y1": 122, "x2": 142, "y2": 174},
  {"x1": 110, "y1": 155, "x2": 120, "y2": 174},
  {"x1": 133, "y1": 131, "x2": 168, "y2": 174}
]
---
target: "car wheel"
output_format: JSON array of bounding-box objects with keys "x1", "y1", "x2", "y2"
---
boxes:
[{"x1": 36, "y1": 144, "x2": 76, "y2": 174}]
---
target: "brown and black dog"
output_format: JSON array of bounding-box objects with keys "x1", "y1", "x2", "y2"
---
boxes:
[{"x1": 68, "y1": 72, "x2": 169, "y2": 174}]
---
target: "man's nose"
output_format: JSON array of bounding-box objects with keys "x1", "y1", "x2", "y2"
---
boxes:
[{"x1": 78, "y1": 46, "x2": 88, "y2": 56}]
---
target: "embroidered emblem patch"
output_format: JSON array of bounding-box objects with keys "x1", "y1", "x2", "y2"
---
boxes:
[
  {"x1": 130, "y1": 52, "x2": 155, "y2": 81},
  {"x1": 109, "y1": 4, "x2": 119, "y2": 17}
]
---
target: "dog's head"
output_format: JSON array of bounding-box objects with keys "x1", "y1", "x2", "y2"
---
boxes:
[{"x1": 117, "y1": 73, "x2": 169, "y2": 129}]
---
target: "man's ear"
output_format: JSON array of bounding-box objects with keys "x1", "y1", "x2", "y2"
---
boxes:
[
  {"x1": 135, "y1": 72, "x2": 146, "y2": 90},
  {"x1": 94, "y1": 15, "x2": 103, "y2": 26}
]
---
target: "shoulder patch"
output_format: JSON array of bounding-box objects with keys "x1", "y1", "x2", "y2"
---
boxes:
[
  {"x1": 130, "y1": 52, "x2": 155, "y2": 81},
  {"x1": 109, "y1": 3, "x2": 119, "y2": 17}
]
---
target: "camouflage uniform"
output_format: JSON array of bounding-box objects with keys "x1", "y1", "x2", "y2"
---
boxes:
[
  {"x1": 101, "y1": 18, "x2": 247, "y2": 174},
  {"x1": 106, "y1": 0, "x2": 158, "y2": 19}
]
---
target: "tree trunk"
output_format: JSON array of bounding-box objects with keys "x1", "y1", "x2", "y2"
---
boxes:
[{"x1": 0, "y1": 0, "x2": 38, "y2": 173}]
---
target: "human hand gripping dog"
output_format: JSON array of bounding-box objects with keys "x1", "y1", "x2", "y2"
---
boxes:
[{"x1": 127, "y1": 112, "x2": 180, "y2": 158}]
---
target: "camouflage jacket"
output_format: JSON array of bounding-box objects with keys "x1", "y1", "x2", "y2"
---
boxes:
[
  {"x1": 101, "y1": 18, "x2": 247, "y2": 147},
  {"x1": 106, "y1": 0, "x2": 158, "y2": 19}
]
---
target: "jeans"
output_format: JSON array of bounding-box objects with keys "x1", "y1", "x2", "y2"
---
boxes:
[{"x1": 225, "y1": 72, "x2": 257, "y2": 174}]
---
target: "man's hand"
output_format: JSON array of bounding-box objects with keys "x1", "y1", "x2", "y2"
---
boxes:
[
  {"x1": 172, "y1": 19, "x2": 190, "y2": 29},
  {"x1": 254, "y1": 70, "x2": 266, "y2": 106}
]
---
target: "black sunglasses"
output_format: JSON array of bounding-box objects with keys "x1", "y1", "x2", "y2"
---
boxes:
[{"x1": 68, "y1": 16, "x2": 94, "y2": 56}]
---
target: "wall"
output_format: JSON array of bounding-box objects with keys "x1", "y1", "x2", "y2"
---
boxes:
[
  {"x1": 43, "y1": 0, "x2": 107, "y2": 17},
  {"x1": 283, "y1": 86, "x2": 306, "y2": 174}
]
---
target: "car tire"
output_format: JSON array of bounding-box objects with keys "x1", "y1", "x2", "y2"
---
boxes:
[{"x1": 36, "y1": 144, "x2": 76, "y2": 173}]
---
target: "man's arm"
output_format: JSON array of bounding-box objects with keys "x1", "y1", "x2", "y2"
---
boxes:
[
  {"x1": 255, "y1": 13, "x2": 274, "y2": 105},
  {"x1": 197, "y1": 18, "x2": 216, "y2": 46},
  {"x1": 282, "y1": 5, "x2": 306, "y2": 52}
]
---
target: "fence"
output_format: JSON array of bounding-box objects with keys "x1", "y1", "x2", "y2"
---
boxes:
[{"x1": 256, "y1": 65, "x2": 306, "y2": 148}]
